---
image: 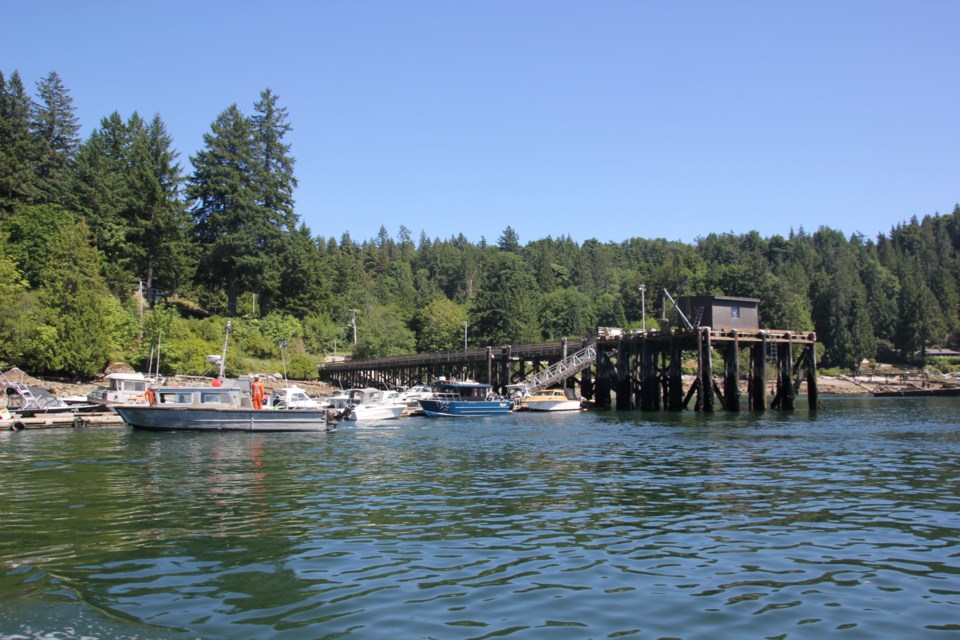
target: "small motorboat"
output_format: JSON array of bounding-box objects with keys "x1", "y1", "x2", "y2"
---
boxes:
[
  {"x1": 339, "y1": 388, "x2": 404, "y2": 422},
  {"x1": 521, "y1": 388, "x2": 583, "y2": 412}
]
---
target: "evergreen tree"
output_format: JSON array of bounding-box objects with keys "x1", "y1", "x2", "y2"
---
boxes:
[
  {"x1": 0, "y1": 71, "x2": 40, "y2": 214},
  {"x1": 250, "y1": 89, "x2": 298, "y2": 312},
  {"x1": 497, "y1": 226, "x2": 520, "y2": 252},
  {"x1": 17, "y1": 212, "x2": 112, "y2": 376},
  {"x1": 471, "y1": 252, "x2": 541, "y2": 345},
  {"x1": 131, "y1": 114, "x2": 194, "y2": 292},
  {"x1": 32, "y1": 71, "x2": 80, "y2": 205},
  {"x1": 188, "y1": 104, "x2": 260, "y2": 316},
  {"x1": 0, "y1": 230, "x2": 27, "y2": 362}
]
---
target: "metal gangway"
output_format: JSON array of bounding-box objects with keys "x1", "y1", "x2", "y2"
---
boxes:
[{"x1": 507, "y1": 344, "x2": 597, "y2": 398}]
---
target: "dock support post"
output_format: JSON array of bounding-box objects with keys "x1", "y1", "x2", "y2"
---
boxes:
[
  {"x1": 500, "y1": 345, "x2": 512, "y2": 394},
  {"x1": 667, "y1": 337, "x2": 683, "y2": 410},
  {"x1": 750, "y1": 333, "x2": 767, "y2": 411},
  {"x1": 775, "y1": 333, "x2": 795, "y2": 410},
  {"x1": 697, "y1": 327, "x2": 715, "y2": 412},
  {"x1": 616, "y1": 338, "x2": 632, "y2": 410},
  {"x1": 806, "y1": 335, "x2": 818, "y2": 410},
  {"x1": 640, "y1": 338, "x2": 657, "y2": 410},
  {"x1": 724, "y1": 331, "x2": 741, "y2": 411}
]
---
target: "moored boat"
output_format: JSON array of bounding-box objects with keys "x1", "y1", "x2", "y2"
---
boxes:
[
  {"x1": 1, "y1": 369, "x2": 101, "y2": 417},
  {"x1": 87, "y1": 372, "x2": 155, "y2": 406},
  {"x1": 114, "y1": 383, "x2": 337, "y2": 432},
  {"x1": 418, "y1": 380, "x2": 513, "y2": 417},
  {"x1": 268, "y1": 385, "x2": 323, "y2": 410},
  {"x1": 339, "y1": 387, "x2": 405, "y2": 421},
  {"x1": 522, "y1": 388, "x2": 583, "y2": 412}
]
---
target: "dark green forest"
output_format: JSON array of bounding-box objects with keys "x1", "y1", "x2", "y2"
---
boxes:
[{"x1": 1, "y1": 70, "x2": 958, "y2": 380}]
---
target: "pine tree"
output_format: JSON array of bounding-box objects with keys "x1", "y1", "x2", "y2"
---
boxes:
[
  {"x1": 188, "y1": 104, "x2": 259, "y2": 316},
  {"x1": 32, "y1": 71, "x2": 79, "y2": 206},
  {"x1": 0, "y1": 71, "x2": 41, "y2": 214},
  {"x1": 251, "y1": 89, "x2": 298, "y2": 313}
]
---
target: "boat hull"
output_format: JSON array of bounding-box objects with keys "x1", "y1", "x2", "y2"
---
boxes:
[
  {"x1": 114, "y1": 406, "x2": 334, "y2": 432},
  {"x1": 418, "y1": 399, "x2": 513, "y2": 417},
  {"x1": 524, "y1": 399, "x2": 583, "y2": 412},
  {"x1": 343, "y1": 405, "x2": 405, "y2": 421}
]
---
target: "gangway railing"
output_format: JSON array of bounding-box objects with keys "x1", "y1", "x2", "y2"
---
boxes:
[{"x1": 508, "y1": 344, "x2": 597, "y2": 397}]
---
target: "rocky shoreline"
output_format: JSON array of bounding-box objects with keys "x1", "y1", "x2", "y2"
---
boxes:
[
  {"x1": 6, "y1": 367, "x2": 872, "y2": 401},
  {"x1": 2, "y1": 368, "x2": 340, "y2": 402}
]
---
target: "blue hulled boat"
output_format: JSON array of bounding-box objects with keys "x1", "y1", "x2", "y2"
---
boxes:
[{"x1": 418, "y1": 380, "x2": 513, "y2": 417}]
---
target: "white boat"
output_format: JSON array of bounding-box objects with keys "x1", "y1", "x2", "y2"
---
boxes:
[
  {"x1": 268, "y1": 386, "x2": 322, "y2": 410},
  {"x1": 522, "y1": 388, "x2": 583, "y2": 412},
  {"x1": 1, "y1": 369, "x2": 101, "y2": 417},
  {"x1": 398, "y1": 384, "x2": 435, "y2": 414},
  {"x1": 114, "y1": 383, "x2": 337, "y2": 432},
  {"x1": 339, "y1": 387, "x2": 404, "y2": 421},
  {"x1": 87, "y1": 372, "x2": 154, "y2": 406}
]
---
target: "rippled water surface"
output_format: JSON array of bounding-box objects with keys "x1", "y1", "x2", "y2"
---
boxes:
[{"x1": 2, "y1": 396, "x2": 960, "y2": 639}]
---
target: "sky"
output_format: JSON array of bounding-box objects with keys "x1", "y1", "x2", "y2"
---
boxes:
[{"x1": 3, "y1": 1, "x2": 959, "y2": 246}]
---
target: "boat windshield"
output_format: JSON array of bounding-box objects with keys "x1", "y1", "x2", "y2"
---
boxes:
[
  {"x1": 158, "y1": 391, "x2": 194, "y2": 405},
  {"x1": 200, "y1": 391, "x2": 233, "y2": 405}
]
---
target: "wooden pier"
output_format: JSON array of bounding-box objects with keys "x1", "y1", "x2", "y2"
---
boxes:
[
  {"x1": 2, "y1": 411, "x2": 126, "y2": 431},
  {"x1": 319, "y1": 328, "x2": 819, "y2": 412}
]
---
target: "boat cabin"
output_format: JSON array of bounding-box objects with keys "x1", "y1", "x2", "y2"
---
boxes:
[
  {"x1": 268, "y1": 386, "x2": 320, "y2": 410},
  {"x1": 88, "y1": 372, "x2": 152, "y2": 405},
  {"x1": 153, "y1": 386, "x2": 249, "y2": 409},
  {"x1": 431, "y1": 380, "x2": 494, "y2": 401}
]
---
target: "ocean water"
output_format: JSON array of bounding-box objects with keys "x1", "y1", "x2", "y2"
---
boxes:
[{"x1": 1, "y1": 396, "x2": 959, "y2": 639}]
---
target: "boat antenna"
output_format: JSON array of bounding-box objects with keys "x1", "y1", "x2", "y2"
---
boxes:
[
  {"x1": 155, "y1": 330, "x2": 162, "y2": 380},
  {"x1": 219, "y1": 321, "x2": 232, "y2": 379}
]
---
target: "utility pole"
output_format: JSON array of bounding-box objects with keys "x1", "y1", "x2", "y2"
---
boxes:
[
  {"x1": 349, "y1": 309, "x2": 358, "y2": 344},
  {"x1": 639, "y1": 284, "x2": 646, "y2": 332}
]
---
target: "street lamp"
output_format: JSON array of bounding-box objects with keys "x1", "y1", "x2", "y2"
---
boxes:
[{"x1": 639, "y1": 284, "x2": 647, "y2": 333}]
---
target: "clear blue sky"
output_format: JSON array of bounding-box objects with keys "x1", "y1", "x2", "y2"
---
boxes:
[{"x1": 4, "y1": 1, "x2": 958, "y2": 246}]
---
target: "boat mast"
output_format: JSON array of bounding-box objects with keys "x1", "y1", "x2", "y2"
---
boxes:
[{"x1": 219, "y1": 321, "x2": 232, "y2": 379}]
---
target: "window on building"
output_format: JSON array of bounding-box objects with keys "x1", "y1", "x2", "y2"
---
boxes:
[{"x1": 731, "y1": 306, "x2": 741, "y2": 319}]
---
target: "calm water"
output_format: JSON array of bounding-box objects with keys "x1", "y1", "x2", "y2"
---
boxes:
[{"x1": 2, "y1": 396, "x2": 959, "y2": 639}]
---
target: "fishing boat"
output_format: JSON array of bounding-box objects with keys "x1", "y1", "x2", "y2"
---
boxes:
[
  {"x1": 418, "y1": 379, "x2": 513, "y2": 417},
  {"x1": 114, "y1": 382, "x2": 338, "y2": 432},
  {"x1": 521, "y1": 388, "x2": 583, "y2": 412}
]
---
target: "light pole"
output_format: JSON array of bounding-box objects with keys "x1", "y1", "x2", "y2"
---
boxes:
[
  {"x1": 464, "y1": 321, "x2": 468, "y2": 349},
  {"x1": 639, "y1": 284, "x2": 647, "y2": 333},
  {"x1": 349, "y1": 309, "x2": 358, "y2": 344}
]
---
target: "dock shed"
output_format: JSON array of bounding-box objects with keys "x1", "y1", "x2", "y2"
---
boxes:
[{"x1": 677, "y1": 296, "x2": 760, "y2": 331}]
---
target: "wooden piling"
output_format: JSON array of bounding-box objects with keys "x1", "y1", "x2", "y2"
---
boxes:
[
  {"x1": 723, "y1": 331, "x2": 741, "y2": 411},
  {"x1": 698, "y1": 327, "x2": 715, "y2": 412},
  {"x1": 805, "y1": 336, "x2": 819, "y2": 410},
  {"x1": 750, "y1": 333, "x2": 767, "y2": 411}
]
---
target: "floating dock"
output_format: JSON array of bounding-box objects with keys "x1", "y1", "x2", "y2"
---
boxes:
[{"x1": 1, "y1": 411, "x2": 125, "y2": 431}]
